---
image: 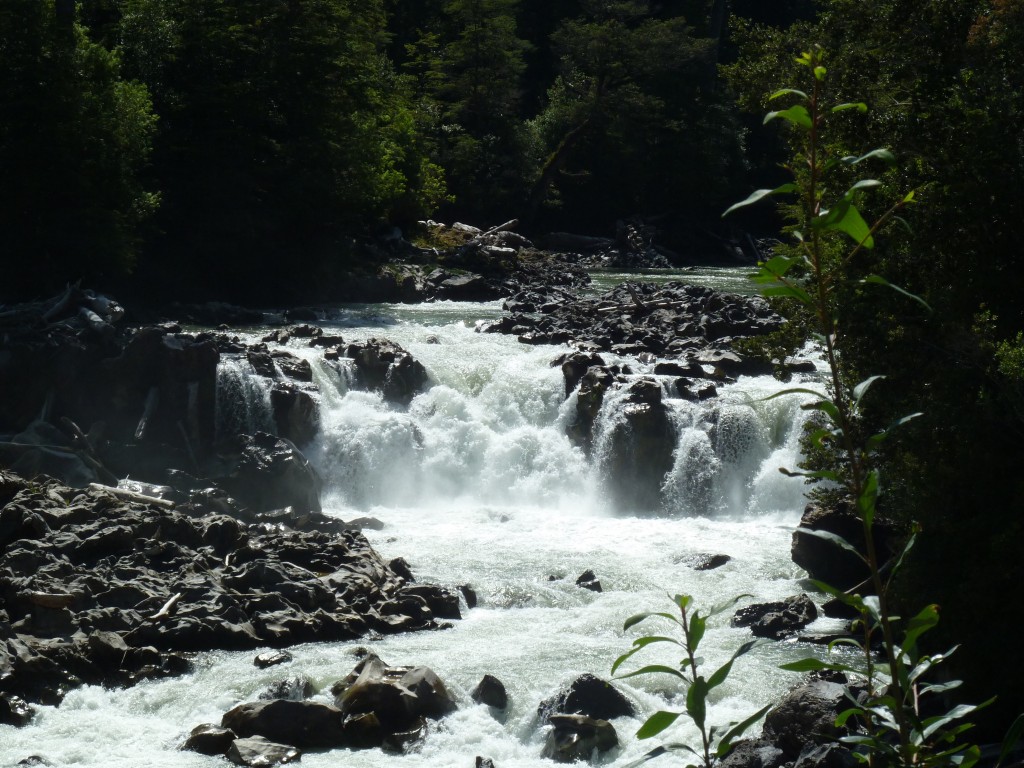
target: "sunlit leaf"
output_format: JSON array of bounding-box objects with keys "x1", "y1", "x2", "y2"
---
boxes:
[
  {"x1": 636, "y1": 710, "x2": 683, "y2": 739},
  {"x1": 764, "y1": 104, "x2": 812, "y2": 129},
  {"x1": 832, "y1": 102, "x2": 868, "y2": 113},
  {"x1": 615, "y1": 664, "x2": 688, "y2": 682},
  {"x1": 854, "y1": 375, "x2": 886, "y2": 406},
  {"x1": 723, "y1": 184, "x2": 797, "y2": 218},
  {"x1": 769, "y1": 88, "x2": 808, "y2": 101},
  {"x1": 716, "y1": 704, "x2": 772, "y2": 755},
  {"x1": 798, "y1": 528, "x2": 866, "y2": 562}
]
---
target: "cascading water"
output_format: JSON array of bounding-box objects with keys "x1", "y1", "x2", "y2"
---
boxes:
[
  {"x1": 214, "y1": 356, "x2": 276, "y2": 440},
  {"x1": 1, "y1": 282, "x2": 828, "y2": 768}
]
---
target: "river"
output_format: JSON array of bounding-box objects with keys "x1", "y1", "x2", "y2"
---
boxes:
[{"x1": 0, "y1": 268, "x2": 830, "y2": 768}]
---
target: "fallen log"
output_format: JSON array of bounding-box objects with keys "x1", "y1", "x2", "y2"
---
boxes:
[{"x1": 87, "y1": 482, "x2": 177, "y2": 510}]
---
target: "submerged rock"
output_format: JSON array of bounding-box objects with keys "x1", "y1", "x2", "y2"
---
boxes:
[
  {"x1": 732, "y1": 595, "x2": 818, "y2": 639},
  {"x1": 542, "y1": 714, "x2": 618, "y2": 763}
]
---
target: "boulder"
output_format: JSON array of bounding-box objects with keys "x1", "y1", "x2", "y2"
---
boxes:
[
  {"x1": 270, "y1": 383, "x2": 319, "y2": 446},
  {"x1": 182, "y1": 723, "x2": 237, "y2": 755},
  {"x1": 221, "y1": 699, "x2": 346, "y2": 749},
  {"x1": 471, "y1": 674, "x2": 508, "y2": 710},
  {"x1": 575, "y1": 569, "x2": 602, "y2": 592},
  {"x1": 210, "y1": 432, "x2": 322, "y2": 514},
  {"x1": 732, "y1": 595, "x2": 818, "y2": 639},
  {"x1": 254, "y1": 650, "x2": 292, "y2": 669},
  {"x1": 791, "y1": 500, "x2": 897, "y2": 590},
  {"x1": 344, "y1": 339, "x2": 429, "y2": 406},
  {"x1": 541, "y1": 714, "x2": 618, "y2": 763},
  {"x1": 333, "y1": 653, "x2": 457, "y2": 734},
  {"x1": 0, "y1": 693, "x2": 35, "y2": 727},
  {"x1": 539, "y1": 673, "x2": 635, "y2": 722},
  {"x1": 761, "y1": 680, "x2": 849, "y2": 759},
  {"x1": 258, "y1": 677, "x2": 315, "y2": 701},
  {"x1": 227, "y1": 736, "x2": 301, "y2": 766},
  {"x1": 719, "y1": 739, "x2": 787, "y2": 768}
]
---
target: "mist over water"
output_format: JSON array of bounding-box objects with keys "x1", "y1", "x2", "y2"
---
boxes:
[{"x1": 1, "y1": 276, "x2": 827, "y2": 768}]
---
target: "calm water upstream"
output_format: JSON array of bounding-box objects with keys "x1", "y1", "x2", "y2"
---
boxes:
[{"x1": 1, "y1": 268, "x2": 836, "y2": 768}]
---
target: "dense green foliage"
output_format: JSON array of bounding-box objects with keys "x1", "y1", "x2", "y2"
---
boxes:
[
  {"x1": 1, "y1": 0, "x2": 749, "y2": 302},
  {"x1": 724, "y1": 0, "x2": 1024, "y2": 737}
]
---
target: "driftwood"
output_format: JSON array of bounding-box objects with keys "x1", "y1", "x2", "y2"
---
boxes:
[
  {"x1": 471, "y1": 219, "x2": 519, "y2": 243},
  {"x1": 60, "y1": 417, "x2": 119, "y2": 486},
  {"x1": 147, "y1": 592, "x2": 182, "y2": 622},
  {"x1": 88, "y1": 482, "x2": 177, "y2": 510},
  {"x1": 596, "y1": 299, "x2": 688, "y2": 314}
]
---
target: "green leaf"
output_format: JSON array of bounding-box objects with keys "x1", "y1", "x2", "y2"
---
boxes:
[
  {"x1": 842, "y1": 148, "x2": 896, "y2": 165},
  {"x1": 862, "y1": 275, "x2": 932, "y2": 311},
  {"x1": 686, "y1": 677, "x2": 709, "y2": 731},
  {"x1": 762, "y1": 283, "x2": 814, "y2": 304},
  {"x1": 832, "y1": 102, "x2": 868, "y2": 113},
  {"x1": 801, "y1": 398, "x2": 842, "y2": 424},
  {"x1": 853, "y1": 375, "x2": 886, "y2": 407},
  {"x1": 858, "y1": 469, "x2": 880, "y2": 527},
  {"x1": 723, "y1": 184, "x2": 797, "y2": 218},
  {"x1": 624, "y1": 611, "x2": 681, "y2": 631},
  {"x1": 769, "y1": 88, "x2": 808, "y2": 101},
  {"x1": 903, "y1": 604, "x2": 940, "y2": 653},
  {"x1": 890, "y1": 531, "x2": 918, "y2": 580},
  {"x1": 764, "y1": 104, "x2": 812, "y2": 129},
  {"x1": 814, "y1": 66, "x2": 827, "y2": 80},
  {"x1": 866, "y1": 412, "x2": 924, "y2": 451},
  {"x1": 922, "y1": 703, "x2": 990, "y2": 740},
  {"x1": 689, "y1": 613, "x2": 707, "y2": 652},
  {"x1": 708, "y1": 640, "x2": 763, "y2": 690},
  {"x1": 779, "y1": 467, "x2": 841, "y2": 482},
  {"x1": 846, "y1": 179, "x2": 882, "y2": 197},
  {"x1": 636, "y1": 710, "x2": 683, "y2": 739},
  {"x1": 816, "y1": 200, "x2": 874, "y2": 248},
  {"x1": 716, "y1": 704, "x2": 773, "y2": 755},
  {"x1": 707, "y1": 594, "x2": 755, "y2": 618},
  {"x1": 615, "y1": 664, "x2": 689, "y2": 682}
]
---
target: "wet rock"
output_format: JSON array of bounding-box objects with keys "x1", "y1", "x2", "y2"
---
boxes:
[
  {"x1": 435, "y1": 273, "x2": 503, "y2": 301},
  {"x1": 398, "y1": 584, "x2": 461, "y2": 620},
  {"x1": 791, "y1": 500, "x2": 897, "y2": 590},
  {"x1": 344, "y1": 339, "x2": 429, "y2": 406},
  {"x1": 575, "y1": 569, "x2": 602, "y2": 592},
  {"x1": 459, "y1": 584, "x2": 478, "y2": 609},
  {"x1": 682, "y1": 553, "x2": 732, "y2": 571},
  {"x1": 732, "y1": 594, "x2": 818, "y2": 639},
  {"x1": 270, "y1": 383, "x2": 319, "y2": 446},
  {"x1": 541, "y1": 714, "x2": 618, "y2": 763},
  {"x1": 333, "y1": 653, "x2": 457, "y2": 735},
  {"x1": 258, "y1": 677, "x2": 315, "y2": 701},
  {"x1": 182, "y1": 723, "x2": 237, "y2": 755},
  {"x1": 210, "y1": 432, "x2": 322, "y2": 514},
  {"x1": 227, "y1": 735, "x2": 301, "y2": 766},
  {"x1": 540, "y1": 673, "x2": 635, "y2": 722},
  {"x1": 476, "y1": 758, "x2": 496, "y2": 768},
  {"x1": 471, "y1": 674, "x2": 508, "y2": 709},
  {"x1": 222, "y1": 699, "x2": 347, "y2": 749},
  {"x1": 254, "y1": 650, "x2": 292, "y2": 669},
  {"x1": 0, "y1": 693, "x2": 35, "y2": 726},
  {"x1": 600, "y1": 382, "x2": 676, "y2": 512},
  {"x1": 719, "y1": 739, "x2": 787, "y2": 768},
  {"x1": 793, "y1": 743, "x2": 859, "y2": 768},
  {"x1": 762, "y1": 680, "x2": 849, "y2": 759}
]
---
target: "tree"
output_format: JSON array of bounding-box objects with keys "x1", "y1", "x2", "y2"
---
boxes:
[
  {"x1": 526, "y1": 0, "x2": 744, "y2": 233},
  {"x1": 0, "y1": 0, "x2": 157, "y2": 300},
  {"x1": 116, "y1": 0, "x2": 444, "y2": 302}
]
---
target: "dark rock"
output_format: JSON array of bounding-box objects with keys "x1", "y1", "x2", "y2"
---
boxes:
[
  {"x1": 254, "y1": 650, "x2": 292, "y2": 669},
  {"x1": 719, "y1": 739, "x2": 787, "y2": 768},
  {"x1": 182, "y1": 723, "x2": 237, "y2": 755},
  {"x1": 541, "y1": 714, "x2": 618, "y2": 763},
  {"x1": 211, "y1": 432, "x2": 322, "y2": 514},
  {"x1": 258, "y1": 677, "x2": 314, "y2": 702},
  {"x1": 575, "y1": 570, "x2": 602, "y2": 592},
  {"x1": 344, "y1": 338, "x2": 429, "y2": 406},
  {"x1": 270, "y1": 383, "x2": 319, "y2": 446},
  {"x1": 540, "y1": 673, "x2": 635, "y2": 722},
  {"x1": 762, "y1": 680, "x2": 849, "y2": 759},
  {"x1": 435, "y1": 273, "x2": 502, "y2": 301},
  {"x1": 471, "y1": 674, "x2": 508, "y2": 709},
  {"x1": 222, "y1": 699, "x2": 346, "y2": 749},
  {"x1": 599, "y1": 387, "x2": 676, "y2": 512},
  {"x1": 560, "y1": 352, "x2": 606, "y2": 398},
  {"x1": 732, "y1": 594, "x2": 818, "y2": 639},
  {"x1": 227, "y1": 735, "x2": 301, "y2": 766},
  {"x1": 791, "y1": 500, "x2": 897, "y2": 590},
  {"x1": 389, "y1": 557, "x2": 415, "y2": 582},
  {"x1": 476, "y1": 758, "x2": 496, "y2": 768},
  {"x1": 333, "y1": 653, "x2": 457, "y2": 733},
  {"x1": 0, "y1": 693, "x2": 35, "y2": 726},
  {"x1": 683, "y1": 553, "x2": 732, "y2": 571},
  {"x1": 398, "y1": 584, "x2": 461, "y2": 620},
  {"x1": 270, "y1": 351, "x2": 313, "y2": 382},
  {"x1": 793, "y1": 743, "x2": 859, "y2": 768},
  {"x1": 459, "y1": 584, "x2": 478, "y2": 609}
]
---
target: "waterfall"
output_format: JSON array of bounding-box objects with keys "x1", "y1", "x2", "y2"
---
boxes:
[
  {"x1": 2, "y1": 275, "x2": 827, "y2": 768},
  {"x1": 215, "y1": 356, "x2": 276, "y2": 439}
]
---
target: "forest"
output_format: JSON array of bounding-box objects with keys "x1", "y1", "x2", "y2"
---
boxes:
[{"x1": 2, "y1": 0, "x2": 1024, "y2": 745}]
